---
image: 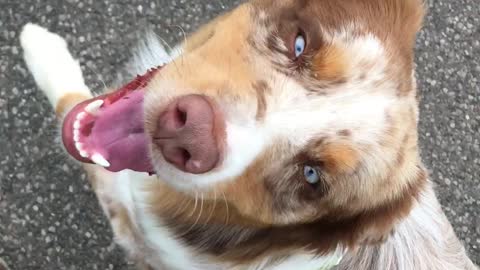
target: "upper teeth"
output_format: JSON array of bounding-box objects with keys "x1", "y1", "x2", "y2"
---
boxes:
[
  {"x1": 75, "y1": 142, "x2": 84, "y2": 149},
  {"x1": 77, "y1": 111, "x2": 86, "y2": 120},
  {"x1": 79, "y1": 150, "x2": 89, "y2": 158},
  {"x1": 71, "y1": 99, "x2": 111, "y2": 168},
  {"x1": 73, "y1": 129, "x2": 80, "y2": 142},
  {"x1": 73, "y1": 120, "x2": 81, "y2": 129},
  {"x1": 85, "y1": 100, "x2": 104, "y2": 115}
]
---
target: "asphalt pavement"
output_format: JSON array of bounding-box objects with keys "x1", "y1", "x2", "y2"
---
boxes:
[{"x1": 0, "y1": 0, "x2": 478, "y2": 269}]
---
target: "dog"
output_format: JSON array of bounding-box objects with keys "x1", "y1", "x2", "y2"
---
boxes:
[{"x1": 20, "y1": 0, "x2": 478, "y2": 269}]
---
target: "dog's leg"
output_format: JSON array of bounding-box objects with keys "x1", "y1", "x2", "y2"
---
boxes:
[
  {"x1": 83, "y1": 165, "x2": 157, "y2": 268},
  {"x1": 20, "y1": 24, "x2": 157, "y2": 269},
  {"x1": 20, "y1": 23, "x2": 93, "y2": 117}
]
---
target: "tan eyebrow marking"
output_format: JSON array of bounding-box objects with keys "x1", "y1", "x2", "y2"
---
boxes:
[
  {"x1": 312, "y1": 45, "x2": 348, "y2": 82},
  {"x1": 313, "y1": 142, "x2": 360, "y2": 175}
]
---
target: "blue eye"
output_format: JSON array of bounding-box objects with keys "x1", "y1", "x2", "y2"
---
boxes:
[
  {"x1": 294, "y1": 34, "x2": 306, "y2": 58},
  {"x1": 303, "y1": 165, "x2": 319, "y2": 184}
]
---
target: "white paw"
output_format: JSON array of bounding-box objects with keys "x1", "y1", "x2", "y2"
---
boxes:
[
  {"x1": 20, "y1": 23, "x2": 68, "y2": 55},
  {"x1": 20, "y1": 23, "x2": 91, "y2": 107}
]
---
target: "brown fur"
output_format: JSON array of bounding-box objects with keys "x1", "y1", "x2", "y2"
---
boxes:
[
  {"x1": 312, "y1": 45, "x2": 348, "y2": 82},
  {"x1": 253, "y1": 80, "x2": 269, "y2": 120},
  {"x1": 250, "y1": 0, "x2": 424, "y2": 94},
  {"x1": 315, "y1": 142, "x2": 360, "y2": 175}
]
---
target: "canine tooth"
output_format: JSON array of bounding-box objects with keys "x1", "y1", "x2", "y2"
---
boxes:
[
  {"x1": 76, "y1": 112, "x2": 86, "y2": 120},
  {"x1": 73, "y1": 120, "x2": 81, "y2": 130},
  {"x1": 79, "y1": 150, "x2": 89, "y2": 158},
  {"x1": 91, "y1": 153, "x2": 110, "y2": 167},
  {"x1": 85, "y1": 100, "x2": 104, "y2": 115}
]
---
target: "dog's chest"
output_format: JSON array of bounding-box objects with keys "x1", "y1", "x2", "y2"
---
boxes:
[{"x1": 109, "y1": 171, "x2": 343, "y2": 270}]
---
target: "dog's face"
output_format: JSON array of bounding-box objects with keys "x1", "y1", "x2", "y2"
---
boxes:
[{"x1": 144, "y1": 0, "x2": 425, "y2": 247}]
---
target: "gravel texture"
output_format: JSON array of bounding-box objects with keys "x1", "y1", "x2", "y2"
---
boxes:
[{"x1": 0, "y1": 0, "x2": 478, "y2": 269}]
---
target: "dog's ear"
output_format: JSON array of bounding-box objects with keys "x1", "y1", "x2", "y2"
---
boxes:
[
  {"x1": 389, "y1": 0, "x2": 426, "y2": 46},
  {"x1": 181, "y1": 5, "x2": 241, "y2": 53},
  {"x1": 401, "y1": 0, "x2": 426, "y2": 31}
]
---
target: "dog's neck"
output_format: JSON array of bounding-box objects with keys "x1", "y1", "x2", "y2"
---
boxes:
[{"x1": 335, "y1": 182, "x2": 477, "y2": 270}]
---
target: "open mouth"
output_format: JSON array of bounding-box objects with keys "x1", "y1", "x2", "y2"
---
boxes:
[{"x1": 62, "y1": 66, "x2": 162, "y2": 174}]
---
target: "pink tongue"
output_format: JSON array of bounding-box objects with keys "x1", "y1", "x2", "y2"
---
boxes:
[
  {"x1": 62, "y1": 90, "x2": 154, "y2": 173},
  {"x1": 87, "y1": 90, "x2": 153, "y2": 172}
]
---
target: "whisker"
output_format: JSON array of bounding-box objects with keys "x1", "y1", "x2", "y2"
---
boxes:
[
  {"x1": 203, "y1": 188, "x2": 217, "y2": 227},
  {"x1": 180, "y1": 191, "x2": 204, "y2": 237},
  {"x1": 169, "y1": 24, "x2": 188, "y2": 75},
  {"x1": 170, "y1": 188, "x2": 190, "y2": 218},
  {"x1": 187, "y1": 190, "x2": 199, "y2": 219},
  {"x1": 152, "y1": 31, "x2": 183, "y2": 79},
  {"x1": 221, "y1": 191, "x2": 230, "y2": 224}
]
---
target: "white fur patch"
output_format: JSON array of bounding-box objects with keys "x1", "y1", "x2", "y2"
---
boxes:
[
  {"x1": 122, "y1": 171, "x2": 213, "y2": 270},
  {"x1": 20, "y1": 23, "x2": 92, "y2": 107}
]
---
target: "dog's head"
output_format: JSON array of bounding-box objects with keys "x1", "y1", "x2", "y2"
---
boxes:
[
  {"x1": 146, "y1": 0, "x2": 424, "y2": 227},
  {"x1": 140, "y1": 0, "x2": 427, "y2": 259},
  {"x1": 62, "y1": 0, "x2": 427, "y2": 262}
]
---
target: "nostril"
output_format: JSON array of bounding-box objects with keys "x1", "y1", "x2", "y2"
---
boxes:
[
  {"x1": 163, "y1": 146, "x2": 192, "y2": 170},
  {"x1": 174, "y1": 106, "x2": 187, "y2": 128},
  {"x1": 181, "y1": 148, "x2": 191, "y2": 164}
]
